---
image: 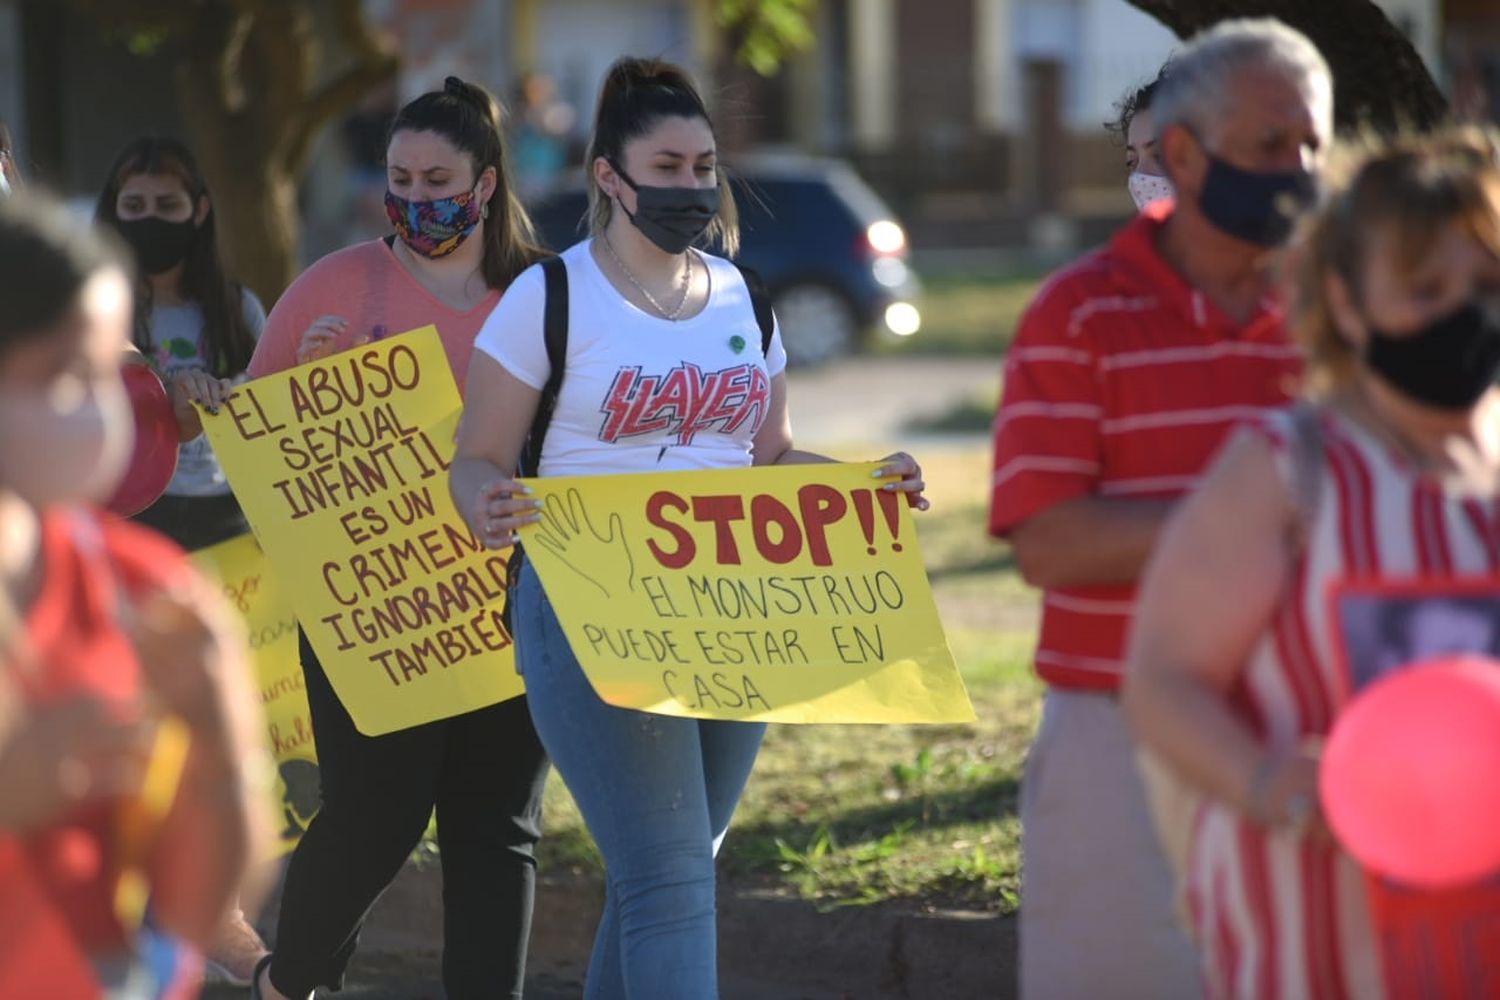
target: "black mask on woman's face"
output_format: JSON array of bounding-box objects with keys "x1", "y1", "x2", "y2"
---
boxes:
[
  {"x1": 1364, "y1": 294, "x2": 1500, "y2": 411},
  {"x1": 118, "y1": 216, "x2": 198, "y2": 275},
  {"x1": 609, "y1": 160, "x2": 720, "y2": 254}
]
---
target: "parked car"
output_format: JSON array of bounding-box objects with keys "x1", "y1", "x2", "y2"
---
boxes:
[{"x1": 525, "y1": 154, "x2": 922, "y2": 366}]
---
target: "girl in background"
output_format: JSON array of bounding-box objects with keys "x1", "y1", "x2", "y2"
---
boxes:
[{"x1": 95, "y1": 137, "x2": 265, "y2": 552}]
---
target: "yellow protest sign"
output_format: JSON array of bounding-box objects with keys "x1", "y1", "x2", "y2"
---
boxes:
[
  {"x1": 202, "y1": 327, "x2": 523, "y2": 735},
  {"x1": 191, "y1": 533, "x2": 318, "y2": 856},
  {"x1": 518, "y1": 463, "x2": 973, "y2": 723}
]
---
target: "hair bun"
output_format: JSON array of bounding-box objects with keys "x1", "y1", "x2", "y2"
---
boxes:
[{"x1": 445, "y1": 76, "x2": 469, "y2": 97}]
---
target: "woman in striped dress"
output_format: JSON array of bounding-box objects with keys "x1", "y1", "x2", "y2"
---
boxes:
[{"x1": 1122, "y1": 127, "x2": 1500, "y2": 999}]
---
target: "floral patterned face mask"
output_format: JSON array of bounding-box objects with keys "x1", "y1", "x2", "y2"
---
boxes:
[{"x1": 384, "y1": 184, "x2": 483, "y2": 258}]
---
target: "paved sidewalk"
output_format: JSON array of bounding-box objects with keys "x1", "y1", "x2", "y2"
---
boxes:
[{"x1": 785, "y1": 355, "x2": 997, "y2": 449}]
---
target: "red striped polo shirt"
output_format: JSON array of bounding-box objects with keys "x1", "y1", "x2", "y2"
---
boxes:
[{"x1": 988, "y1": 202, "x2": 1302, "y2": 690}]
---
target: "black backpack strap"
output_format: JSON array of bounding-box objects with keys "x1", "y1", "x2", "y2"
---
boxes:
[
  {"x1": 504, "y1": 257, "x2": 568, "y2": 635},
  {"x1": 516, "y1": 257, "x2": 569, "y2": 478},
  {"x1": 1285, "y1": 401, "x2": 1325, "y2": 552},
  {"x1": 734, "y1": 263, "x2": 776, "y2": 356}
]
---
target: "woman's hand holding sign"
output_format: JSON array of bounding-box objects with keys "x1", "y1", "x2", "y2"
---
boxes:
[
  {"x1": 295, "y1": 315, "x2": 368, "y2": 366},
  {"x1": 467, "y1": 478, "x2": 544, "y2": 550},
  {"x1": 873, "y1": 451, "x2": 929, "y2": 512}
]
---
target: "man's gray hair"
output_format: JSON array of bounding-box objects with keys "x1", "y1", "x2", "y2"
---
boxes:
[{"x1": 1151, "y1": 18, "x2": 1331, "y2": 147}]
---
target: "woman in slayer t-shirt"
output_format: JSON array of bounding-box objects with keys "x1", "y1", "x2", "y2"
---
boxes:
[{"x1": 450, "y1": 56, "x2": 930, "y2": 999}]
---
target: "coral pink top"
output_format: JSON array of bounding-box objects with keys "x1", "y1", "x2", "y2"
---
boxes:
[{"x1": 248, "y1": 239, "x2": 502, "y2": 393}]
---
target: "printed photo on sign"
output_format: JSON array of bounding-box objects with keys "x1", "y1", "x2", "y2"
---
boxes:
[
  {"x1": 1328, "y1": 578, "x2": 1500, "y2": 996},
  {"x1": 1332, "y1": 580, "x2": 1500, "y2": 695}
]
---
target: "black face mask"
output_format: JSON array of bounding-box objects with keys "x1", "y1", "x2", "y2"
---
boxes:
[
  {"x1": 1197, "y1": 150, "x2": 1318, "y2": 248},
  {"x1": 610, "y1": 161, "x2": 720, "y2": 254},
  {"x1": 1365, "y1": 296, "x2": 1500, "y2": 411},
  {"x1": 118, "y1": 216, "x2": 198, "y2": 275}
]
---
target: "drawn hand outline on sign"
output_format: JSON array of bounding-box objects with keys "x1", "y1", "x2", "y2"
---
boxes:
[{"x1": 529, "y1": 487, "x2": 637, "y2": 598}]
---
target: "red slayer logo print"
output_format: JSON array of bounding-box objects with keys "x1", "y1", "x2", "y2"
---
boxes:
[{"x1": 599, "y1": 363, "x2": 771, "y2": 446}]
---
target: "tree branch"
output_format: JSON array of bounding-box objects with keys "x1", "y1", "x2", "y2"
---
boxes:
[
  {"x1": 283, "y1": 0, "x2": 398, "y2": 174},
  {"x1": 237, "y1": 5, "x2": 315, "y2": 162},
  {"x1": 176, "y1": 5, "x2": 249, "y2": 138},
  {"x1": 1121, "y1": 0, "x2": 1447, "y2": 131}
]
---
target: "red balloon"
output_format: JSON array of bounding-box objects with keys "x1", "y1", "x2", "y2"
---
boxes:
[
  {"x1": 103, "y1": 363, "x2": 179, "y2": 517},
  {"x1": 1321, "y1": 657, "x2": 1500, "y2": 889}
]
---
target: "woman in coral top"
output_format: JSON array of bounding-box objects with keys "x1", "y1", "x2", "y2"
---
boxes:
[
  {"x1": 245, "y1": 78, "x2": 550, "y2": 1000},
  {"x1": 0, "y1": 193, "x2": 270, "y2": 997},
  {"x1": 1124, "y1": 128, "x2": 1500, "y2": 998}
]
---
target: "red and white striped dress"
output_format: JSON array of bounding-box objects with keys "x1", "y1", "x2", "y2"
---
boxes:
[{"x1": 1187, "y1": 406, "x2": 1500, "y2": 1000}]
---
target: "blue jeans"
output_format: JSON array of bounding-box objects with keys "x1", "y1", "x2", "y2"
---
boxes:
[{"x1": 514, "y1": 562, "x2": 766, "y2": 1000}]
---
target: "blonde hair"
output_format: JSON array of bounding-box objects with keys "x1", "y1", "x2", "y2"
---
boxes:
[{"x1": 1288, "y1": 126, "x2": 1500, "y2": 395}]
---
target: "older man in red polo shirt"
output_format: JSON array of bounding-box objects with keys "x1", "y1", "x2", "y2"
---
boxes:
[{"x1": 990, "y1": 19, "x2": 1333, "y2": 1000}]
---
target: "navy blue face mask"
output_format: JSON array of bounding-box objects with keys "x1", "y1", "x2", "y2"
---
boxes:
[{"x1": 1196, "y1": 147, "x2": 1318, "y2": 248}]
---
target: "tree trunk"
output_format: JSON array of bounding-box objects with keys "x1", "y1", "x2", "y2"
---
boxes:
[
  {"x1": 168, "y1": 0, "x2": 396, "y2": 308},
  {"x1": 191, "y1": 143, "x2": 301, "y2": 311},
  {"x1": 1122, "y1": 0, "x2": 1447, "y2": 131},
  {"x1": 174, "y1": 6, "x2": 302, "y2": 307}
]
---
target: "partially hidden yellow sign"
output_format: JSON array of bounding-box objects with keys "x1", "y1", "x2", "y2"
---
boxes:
[
  {"x1": 202, "y1": 327, "x2": 523, "y2": 735},
  {"x1": 518, "y1": 463, "x2": 973, "y2": 723},
  {"x1": 190, "y1": 533, "x2": 318, "y2": 855}
]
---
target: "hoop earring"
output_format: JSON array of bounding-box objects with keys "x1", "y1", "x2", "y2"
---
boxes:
[{"x1": 481, "y1": 202, "x2": 490, "y2": 220}]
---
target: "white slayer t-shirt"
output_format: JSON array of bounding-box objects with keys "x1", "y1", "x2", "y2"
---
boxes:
[{"x1": 473, "y1": 240, "x2": 788, "y2": 478}]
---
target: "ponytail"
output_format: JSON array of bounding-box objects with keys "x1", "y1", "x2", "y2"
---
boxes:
[
  {"x1": 388, "y1": 77, "x2": 546, "y2": 289},
  {"x1": 585, "y1": 57, "x2": 740, "y2": 257}
]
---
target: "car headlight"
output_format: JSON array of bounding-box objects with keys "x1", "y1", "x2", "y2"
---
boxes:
[
  {"x1": 872, "y1": 256, "x2": 909, "y2": 289},
  {"x1": 866, "y1": 220, "x2": 907, "y2": 256},
  {"x1": 884, "y1": 302, "x2": 921, "y2": 337}
]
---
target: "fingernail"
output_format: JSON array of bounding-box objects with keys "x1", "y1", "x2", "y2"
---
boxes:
[
  {"x1": 871, "y1": 468, "x2": 888, "y2": 478},
  {"x1": 531, "y1": 499, "x2": 545, "y2": 509},
  {"x1": 518, "y1": 484, "x2": 534, "y2": 495},
  {"x1": 882, "y1": 483, "x2": 895, "y2": 491},
  {"x1": 527, "y1": 514, "x2": 543, "y2": 523}
]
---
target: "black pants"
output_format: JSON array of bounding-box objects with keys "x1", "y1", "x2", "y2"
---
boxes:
[
  {"x1": 267, "y1": 631, "x2": 550, "y2": 999},
  {"x1": 130, "y1": 491, "x2": 249, "y2": 551}
]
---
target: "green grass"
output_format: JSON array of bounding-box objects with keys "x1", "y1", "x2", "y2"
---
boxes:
[
  {"x1": 906, "y1": 383, "x2": 1000, "y2": 435},
  {"x1": 531, "y1": 446, "x2": 1043, "y2": 915},
  {"x1": 873, "y1": 267, "x2": 1046, "y2": 358}
]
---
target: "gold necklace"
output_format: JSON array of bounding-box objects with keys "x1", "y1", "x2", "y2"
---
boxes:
[{"x1": 601, "y1": 235, "x2": 692, "y2": 320}]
